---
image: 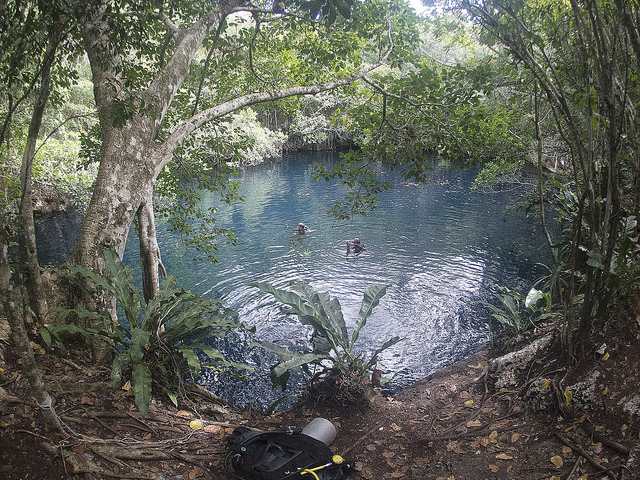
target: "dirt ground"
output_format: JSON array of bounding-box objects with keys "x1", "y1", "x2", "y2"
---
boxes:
[{"x1": 1, "y1": 311, "x2": 639, "y2": 480}]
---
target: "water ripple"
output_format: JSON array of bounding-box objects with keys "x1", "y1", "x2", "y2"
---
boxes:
[{"x1": 118, "y1": 153, "x2": 549, "y2": 409}]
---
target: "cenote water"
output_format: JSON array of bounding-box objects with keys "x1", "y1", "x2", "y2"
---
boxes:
[{"x1": 37, "y1": 152, "x2": 550, "y2": 410}]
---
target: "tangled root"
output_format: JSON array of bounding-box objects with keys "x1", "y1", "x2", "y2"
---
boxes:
[{"x1": 301, "y1": 368, "x2": 373, "y2": 410}]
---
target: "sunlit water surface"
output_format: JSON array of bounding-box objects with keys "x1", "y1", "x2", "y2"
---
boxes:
[{"x1": 37, "y1": 152, "x2": 549, "y2": 410}]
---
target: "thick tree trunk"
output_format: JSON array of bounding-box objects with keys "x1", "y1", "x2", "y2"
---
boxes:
[{"x1": 70, "y1": 0, "x2": 381, "y2": 325}]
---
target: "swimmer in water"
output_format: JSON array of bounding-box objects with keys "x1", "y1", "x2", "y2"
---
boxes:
[
  {"x1": 346, "y1": 237, "x2": 365, "y2": 255},
  {"x1": 296, "y1": 222, "x2": 309, "y2": 234}
]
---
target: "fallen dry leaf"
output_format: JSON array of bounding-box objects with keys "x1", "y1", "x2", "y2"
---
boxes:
[
  {"x1": 188, "y1": 467, "x2": 201, "y2": 479},
  {"x1": 480, "y1": 437, "x2": 490, "y2": 447},
  {"x1": 550, "y1": 455, "x2": 564, "y2": 467},
  {"x1": 495, "y1": 453, "x2": 513, "y2": 460},
  {"x1": 511, "y1": 433, "x2": 520, "y2": 443},
  {"x1": 72, "y1": 445, "x2": 85, "y2": 455},
  {"x1": 176, "y1": 410, "x2": 192, "y2": 417},
  {"x1": 446, "y1": 440, "x2": 465, "y2": 454},
  {"x1": 390, "y1": 471, "x2": 404, "y2": 478},
  {"x1": 563, "y1": 390, "x2": 573, "y2": 404},
  {"x1": 466, "y1": 419, "x2": 482, "y2": 428},
  {"x1": 562, "y1": 446, "x2": 572, "y2": 455},
  {"x1": 29, "y1": 341, "x2": 45, "y2": 355},
  {"x1": 204, "y1": 424, "x2": 224, "y2": 437},
  {"x1": 541, "y1": 379, "x2": 551, "y2": 389},
  {"x1": 189, "y1": 419, "x2": 202, "y2": 430},
  {"x1": 459, "y1": 390, "x2": 469, "y2": 399},
  {"x1": 488, "y1": 464, "x2": 499, "y2": 473}
]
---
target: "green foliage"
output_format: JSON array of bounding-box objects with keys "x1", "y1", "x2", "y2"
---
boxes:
[
  {"x1": 42, "y1": 248, "x2": 253, "y2": 417},
  {"x1": 313, "y1": 149, "x2": 394, "y2": 219},
  {"x1": 152, "y1": 106, "x2": 286, "y2": 263},
  {"x1": 484, "y1": 283, "x2": 559, "y2": 335},
  {"x1": 250, "y1": 281, "x2": 400, "y2": 391}
]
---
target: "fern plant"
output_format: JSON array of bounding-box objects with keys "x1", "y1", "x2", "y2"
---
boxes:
[
  {"x1": 42, "y1": 248, "x2": 253, "y2": 417},
  {"x1": 250, "y1": 281, "x2": 400, "y2": 391}
]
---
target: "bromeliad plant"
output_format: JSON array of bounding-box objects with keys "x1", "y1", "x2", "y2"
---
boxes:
[
  {"x1": 250, "y1": 281, "x2": 400, "y2": 393},
  {"x1": 42, "y1": 248, "x2": 253, "y2": 417}
]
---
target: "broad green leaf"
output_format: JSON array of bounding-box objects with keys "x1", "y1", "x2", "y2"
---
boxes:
[
  {"x1": 250, "y1": 282, "x2": 333, "y2": 341},
  {"x1": 250, "y1": 340, "x2": 296, "y2": 357},
  {"x1": 271, "y1": 352, "x2": 328, "y2": 390},
  {"x1": 103, "y1": 248, "x2": 141, "y2": 324},
  {"x1": 586, "y1": 250, "x2": 605, "y2": 270},
  {"x1": 366, "y1": 336, "x2": 402, "y2": 368},
  {"x1": 111, "y1": 353, "x2": 129, "y2": 388},
  {"x1": 352, "y1": 284, "x2": 388, "y2": 348},
  {"x1": 132, "y1": 363, "x2": 152, "y2": 418},
  {"x1": 293, "y1": 282, "x2": 347, "y2": 349},
  {"x1": 39, "y1": 327, "x2": 52, "y2": 348},
  {"x1": 178, "y1": 346, "x2": 202, "y2": 373},
  {"x1": 130, "y1": 327, "x2": 150, "y2": 364}
]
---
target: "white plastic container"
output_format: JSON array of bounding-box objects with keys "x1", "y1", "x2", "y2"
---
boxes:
[{"x1": 301, "y1": 417, "x2": 337, "y2": 446}]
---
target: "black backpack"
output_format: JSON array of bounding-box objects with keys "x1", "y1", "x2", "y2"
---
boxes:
[{"x1": 225, "y1": 427, "x2": 350, "y2": 480}]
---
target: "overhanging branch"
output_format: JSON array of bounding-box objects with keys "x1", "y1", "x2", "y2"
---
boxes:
[{"x1": 154, "y1": 64, "x2": 383, "y2": 174}]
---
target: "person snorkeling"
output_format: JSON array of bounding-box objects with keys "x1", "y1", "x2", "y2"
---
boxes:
[
  {"x1": 296, "y1": 222, "x2": 309, "y2": 234},
  {"x1": 346, "y1": 237, "x2": 365, "y2": 255}
]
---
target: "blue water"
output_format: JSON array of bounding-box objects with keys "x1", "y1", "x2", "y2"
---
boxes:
[{"x1": 37, "y1": 152, "x2": 549, "y2": 410}]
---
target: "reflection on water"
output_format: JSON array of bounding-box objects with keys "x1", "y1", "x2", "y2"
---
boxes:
[
  {"x1": 37, "y1": 152, "x2": 549, "y2": 410},
  {"x1": 131, "y1": 153, "x2": 548, "y2": 409}
]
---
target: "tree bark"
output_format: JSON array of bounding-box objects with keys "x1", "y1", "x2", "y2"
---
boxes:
[
  {"x1": 138, "y1": 184, "x2": 165, "y2": 303},
  {"x1": 0, "y1": 189, "x2": 65, "y2": 435},
  {"x1": 71, "y1": 1, "x2": 382, "y2": 305},
  {"x1": 19, "y1": 17, "x2": 64, "y2": 322}
]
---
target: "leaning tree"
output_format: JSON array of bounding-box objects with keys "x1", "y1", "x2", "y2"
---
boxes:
[{"x1": 67, "y1": 0, "x2": 418, "y2": 312}]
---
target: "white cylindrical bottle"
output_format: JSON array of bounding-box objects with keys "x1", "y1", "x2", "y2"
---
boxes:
[{"x1": 301, "y1": 417, "x2": 337, "y2": 446}]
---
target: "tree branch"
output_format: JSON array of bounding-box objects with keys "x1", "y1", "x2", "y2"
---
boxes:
[{"x1": 153, "y1": 65, "x2": 383, "y2": 174}]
